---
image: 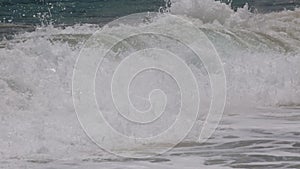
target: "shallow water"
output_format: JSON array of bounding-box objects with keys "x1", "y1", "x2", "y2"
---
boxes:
[{"x1": 1, "y1": 107, "x2": 300, "y2": 169}]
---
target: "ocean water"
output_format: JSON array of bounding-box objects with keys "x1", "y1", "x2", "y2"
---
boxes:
[
  {"x1": 0, "y1": 0, "x2": 300, "y2": 168},
  {"x1": 0, "y1": 0, "x2": 299, "y2": 25}
]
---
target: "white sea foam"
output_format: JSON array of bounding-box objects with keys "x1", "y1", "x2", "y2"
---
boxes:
[{"x1": 0, "y1": 0, "x2": 299, "y2": 161}]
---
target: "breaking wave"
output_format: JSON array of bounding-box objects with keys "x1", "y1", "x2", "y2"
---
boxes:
[{"x1": 0, "y1": 0, "x2": 299, "y2": 158}]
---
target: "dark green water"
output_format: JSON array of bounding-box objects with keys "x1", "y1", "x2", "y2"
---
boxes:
[
  {"x1": 0, "y1": 0, "x2": 164, "y2": 25},
  {"x1": 0, "y1": 0, "x2": 163, "y2": 25},
  {"x1": 0, "y1": 0, "x2": 299, "y2": 25}
]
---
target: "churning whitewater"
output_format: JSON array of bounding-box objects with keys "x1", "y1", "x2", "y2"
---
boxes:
[{"x1": 0, "y1": 0, "x2": 300, "y2": 168}]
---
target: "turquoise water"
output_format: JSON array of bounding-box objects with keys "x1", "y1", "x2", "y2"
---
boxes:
[{"x1": 0, "y1": 0, "x2": 299, "y2": 25}]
